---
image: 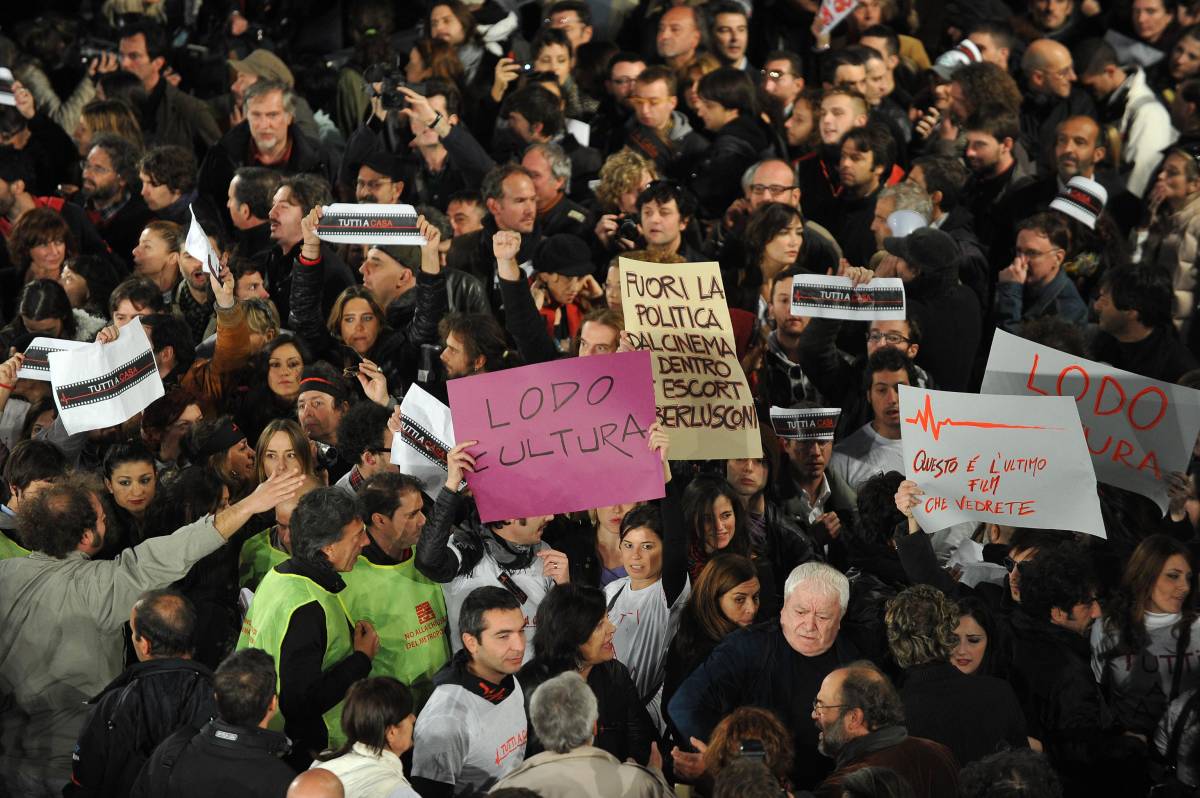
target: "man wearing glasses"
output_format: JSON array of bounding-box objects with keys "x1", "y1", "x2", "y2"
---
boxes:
[
  {"x1": 761, "y1": 52, "x2": 805, "y2": 118},
  {"x1": 80, "y1": 134, "x2": 154, "y2": 272},
  {"x1": 543, "y1": 0, "x2": 593, "y2": 50},
  {"x1": 994, "y1": 213, "x2": 1088, "y2": 333},
  {"x1": 1018, "y1": 40, "x2": 1096, "y2": 172},
  {"x1": 590, "y1": 53, "x2": 646, "y2": 157},
  {"x1": 624, "y1": 66, "x2": 708, "y2": 179}
]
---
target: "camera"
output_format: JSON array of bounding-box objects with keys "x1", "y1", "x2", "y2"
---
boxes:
[
  {"x1": 364, "y1": 60, "x2": 425, "y2": 110},
  {"x1": 313, "y1": 441, "x2": 341, "y2": 473},
  {"x1": 617, "y1": 214, "x2": 642, "y2": 245},
  {"x1": 78, "y1": 37, "x2": 118, "y2": 66}
]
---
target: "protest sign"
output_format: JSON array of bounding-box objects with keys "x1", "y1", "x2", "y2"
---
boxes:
[
  {"x1": 770, "y1": 407, "x2": 840, "y2": 441},
  {"x1": 620, "y1": 258, "x2": 762, "y2": 460},
  {"x1": 316, "y1": 203, "x2": 427, "y2": 246},
  {"x1": 790, "y1": 274, "x2": 905, "y2": 321},
  {"x1": 391, "y1": 384, "x2": 462, "y2": 499},
  {"x1": 447, "y1": 350, "x2": 664, "y2": 523},
  {"x1": 982, "y1": 329, "x2": 1200, "y2": 513},
  {"x1": 16, "y1": 337, "x2": 89, "y2": 381},
  {"x1": 186, "y1": 205, "x2": 221, "y2": 277},
  {"x1": 49, "y1": 319, "x2": 164, "y2": 435},
  {"x1": 816, "y1": 0, "x2": 859, "y2": 32},
  {"x1": 900, "y1": 385, "x2": 1105, "y2": 536}
]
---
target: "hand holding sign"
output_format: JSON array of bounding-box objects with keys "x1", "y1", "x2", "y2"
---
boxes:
[
  {"x1": 0, "y1": 352, "x2": 23, "y2": 393},
  {"x1": 445, "y1": 440, "x2": 478, "y2": 491},
  {"x1": 301, "y1": 206, "x2": 322, "y2": 261}
]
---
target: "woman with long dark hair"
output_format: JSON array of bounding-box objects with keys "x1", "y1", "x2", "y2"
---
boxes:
[
  {"x1": 736, "y1": 203, "x2": 806, "y2": 319},
  {"x1": 682, "y1": 474, "x2": 752, "y2": 582},
  {"x1": 233, "y1": 333, "x2": 310, "y2": 445},
  {"x1": 519, "y1": 583, "x2": 655, "y2": 764},
  {"x1": 663, "y1": 553, "x2": 760, "y2": 710},
  {"x1": 313, "y1": 677, "x2": 419, "y2": 797},
  {"x1": 101, "y1": 443, "x2": 157, "y2": 553},
  {"x1": 1093, "y1": 534, "x2": 1200, "y2": 737}
]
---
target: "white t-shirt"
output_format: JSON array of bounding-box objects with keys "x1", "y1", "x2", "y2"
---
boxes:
[
  {"x1": 411, "y1": 676, "x2": 527, "y2": 795},
  {"x1": 605, "y1": 575, "x2": 691, "y2": 730},
  {"x1": 829, "y1": 422, "x2": 904, "y2": 492},
  {"x1": 442, "y1": 539, "x2": 554, "y2": 663}
]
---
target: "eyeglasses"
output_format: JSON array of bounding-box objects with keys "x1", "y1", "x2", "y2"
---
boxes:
[
  {"x1": 610, "y1": 76, "x2": 637, "y2": 86},
  {"x1": 812, "y1": 699, "x2": 847, "y2": 714},
  {"x1": 866, "y1": 331, "x2": 910, "y2": 345},
  {"x1": 762, "y1": 69, "x2": 792, "y2": 81},
  {"x1": 629, "y1": 97, "x2": 670, "y2": 107},
  {"x1": 1016, "y1": 247, "x2": 1063, "y2": 260},
  {"x1": 80, "y1": 160, "x2": 112, "y2": 175},
  {"x1": 1003, "y1": 556, "x2": 1028, "y2": 573},
  {"x1": 749, "y1": 183, "x2": 798, "y2": 196},
  {"x1": 356, "y1": 179, "x2": 393, "y2": 190}
]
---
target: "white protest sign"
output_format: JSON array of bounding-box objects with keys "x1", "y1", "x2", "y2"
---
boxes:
[
  {"x1": 17, "y1": 337, "x2": 89, "y2": 381},
  {"x1": 391, "y1": 384, "x2": 461, "y2": 498},
  {"x1": 49, "y1": 319, "x2": 164, "y2": 435},
  {"x1": 982, "y1": 329, "x2": 1200, "y2": 514},
  {"x1": 790, "y1": 274, "x2": 906, "y2": 321},
  {"x1": 816, "y1": 0, "x2": 859, "y2": 32},
  {"x1": 900, "y1": 385, "x2": 1105, "y2": 537},
  {"x1": 186, "y1": 205, "x2": 221, "y2": 277},
  {"x1": 770, "y1": 407, "x2": 839, "y2": 441},
  {"x1": 316, "y1": 203, "x2": 428, "y2": 246}
]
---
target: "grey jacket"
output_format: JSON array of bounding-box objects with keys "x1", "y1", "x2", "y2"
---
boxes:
[{"x1": 0, "y1": 517, "x2": 227, "y2": 787}]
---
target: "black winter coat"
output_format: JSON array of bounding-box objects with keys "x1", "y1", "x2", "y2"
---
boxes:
[
  {"x1": 66, "y1": 658, "x2": 217, "y2": 798},
  {"x1": 130, "y1": 719, "x2": 295, "y2": 798},
  {"x1": 690, "y1": 115, "x2": 782, "y2": 220}
]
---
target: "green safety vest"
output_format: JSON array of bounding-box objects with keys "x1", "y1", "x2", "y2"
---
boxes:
[
  {"x1": 0, "y1": 529, "x2": 29, "y2": 560},
  {"x1": 237, "y1": 568, "x2": 356, "y2": 749},
  {"x1": 238, "y1": 528, "x2": 288, "y2": 591},
  {"x1": 342, "y1": 553, "x2": 450, "y2": 711}
]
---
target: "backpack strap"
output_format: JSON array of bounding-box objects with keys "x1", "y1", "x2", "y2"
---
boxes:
[{"x1": 1171, "y1": 620, "x2": 1193, "y2": 701}]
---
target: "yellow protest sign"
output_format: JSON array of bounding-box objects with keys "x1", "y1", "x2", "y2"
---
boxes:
[{"x1": 619, "y1": 258, "x2": 762, "y2": 460}]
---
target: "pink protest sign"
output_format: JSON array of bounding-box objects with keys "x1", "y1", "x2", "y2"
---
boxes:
[{"x1": 447, "y1": 350, "x2": 665, "y2": 523}]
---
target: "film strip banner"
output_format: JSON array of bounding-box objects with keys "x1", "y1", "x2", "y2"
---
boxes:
[
  {"x1": 48, "y1": 319, "x2": 164, "y2": 435},
  {"x1": 16, "y1": 337, "x2": 88, "y2": 381},
  {"x1": 316, "y1": 203, "x2": 426, "y2": 245},
  {"x1": 770, "y1": 407, "x2": 840, "y2": 441},
  {"x1": 790, "y1": 275, "x2": 906, "y2": 321},
  {"x1": 391, "y1": 384, "x2": 462, "y2": 498},
  {"x1": 56, "y1": 349, "x2": 158, "y2": 409}
]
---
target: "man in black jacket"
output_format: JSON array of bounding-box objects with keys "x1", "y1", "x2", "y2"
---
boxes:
[
  {"x1": 1007, "y1": 543, "x2": 1147, "y2": 796},
  {"x1": 197, "y1": 81, "x2": 336, "y2": 234},
  {"x1": 68, "y1": 589, "x2": 217, "y2": 798},
  {"x1": 130, "y1": 648, "x2": 295, "y2": 798},
  {"x1": 834, "y1": 125, "x2": 894, "y2": 267},
  {"x1": 79, "y1": 134, "x2": 154, "y2": 272},
  {"x1": 1093, "y1": 264, "x2": 1199, "y2": 382}
]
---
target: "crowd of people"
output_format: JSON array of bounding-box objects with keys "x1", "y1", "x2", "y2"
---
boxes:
[{"x1": 2, "y1": 0, "x2": 1200, "y2": 796}]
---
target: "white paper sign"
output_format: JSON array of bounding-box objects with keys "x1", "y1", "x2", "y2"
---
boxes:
[
  {"x1": 900, "y1": 385, "x2": 1106, "y2": 537},
  {"x1": 982, "y1": 330, "x2": 1200, "y2": 514},
  {"x1": 816, "y1": 0, "x2": 860, "y2": 32},
  {"x1": 49, "y1": 319, "x2": 165, "y2": 435},
  {"x1": 390, "y1": 384, "x2": 461, "y2": 498},
  {"x1": 317, "y1": 203, "x2": 427, "y2": 246},
  {"x1": 17, "y1": 337, "x2": 89, "y2": 381},
  {"x1": 790, "y1": 275, "x2": 906, "y2": 321},
  {"x1": 186, "y1": 205, "x2": 221, "y2": 277}
]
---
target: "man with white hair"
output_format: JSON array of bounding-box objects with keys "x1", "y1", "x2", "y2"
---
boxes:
[
  {"x1": 668, "y1": 562, "x2": 859, "y2": 791},
  {"x1": 869, "y1": 181, "x2": 932, "y2": 252},
  {"x1": 490, "y1": 672, "x2": 673, "y2": 797}
]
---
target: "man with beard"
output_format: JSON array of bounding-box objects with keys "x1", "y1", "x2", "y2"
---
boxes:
[
  {"x1": 79, "y1": 134, "x2": 153, "y2": 271},
  {"x1": 962, "y1": 108, "x2": 1038, "y2": 269},
  {"x1": 669, "y1": 563, "x2": 859, "y2": 790},
  {"x1": 1018, "y1": 40, "x2": 1096, "y2": 171},
  {"x1": 811, "y1": 663, "x2": 959, "y2": 797}
]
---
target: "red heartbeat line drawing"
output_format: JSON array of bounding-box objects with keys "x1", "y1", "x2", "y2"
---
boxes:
[{"x1": 904, "y1": 394, "x2": 1063, "y2": 441}]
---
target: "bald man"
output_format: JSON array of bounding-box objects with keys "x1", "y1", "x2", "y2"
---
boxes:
[
  {"x1": 656, "y1": 6, "x2": 702, "y2": 74},
  {"x1": 1018, "y1": 39, "x2": 1096, "y2": 174},
  {"x1": 287, "y1": 769, "x2": 345, "y2": 798},
  {"x1": 1007, "y1": 114, "x2": 1141, "y2": 231}
]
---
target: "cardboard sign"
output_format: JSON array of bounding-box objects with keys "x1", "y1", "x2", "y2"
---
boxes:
[
  {"x1": 16, "y1": 337, "x2": 89, "y2": 381},
  {"x1": 186, "y1": 205, "x2": 221, "y2": 277},
  {"x1": 620, "y1": 258, "x2": 762, "y2": 460},
  {"x1": 816, "y1": 0, "x2": 859, "y2": 32},
  {"x1": 982, "y1": 330, "x2": 1200, "y2": 513},
  {"x1": 900, "y1": 386, "x2": 1105, "y2": 536},
  {"x1": 790, "y1": 274, "x2": 906, "y2": 321},
  {"x1": 770, "y1": 407, "x2": 840, "y2": 441},
  {"x1": 447, "y1": 351, "x2": 665, "y2": 523},
  {"x1": 391, "y1": 384, "x2": 462, "y2": 498},
  {"x1": 49, "y1": 319, "x2": 164, "y2": 435},
  {"x1": 316, "y1": 203, "x2": 427, "y2": 245}
]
